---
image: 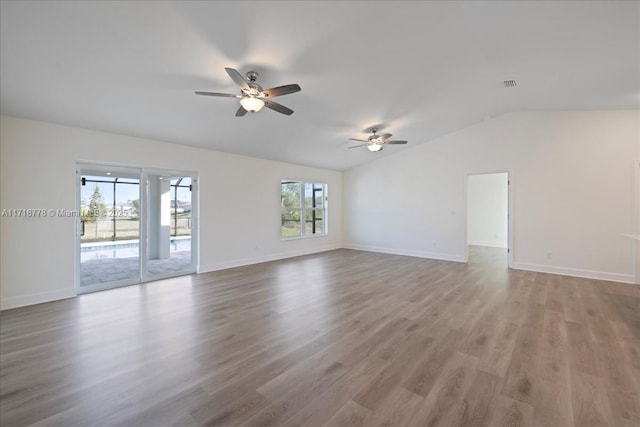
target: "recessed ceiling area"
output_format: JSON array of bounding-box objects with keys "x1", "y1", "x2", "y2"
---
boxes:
[{"x1": 1, "y1": 1, "x2": 638, "y2": 171}]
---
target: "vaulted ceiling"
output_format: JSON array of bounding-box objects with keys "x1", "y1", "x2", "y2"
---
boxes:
[{"x1": 1, "y1": 1, "x2": 638, "y2": 170}]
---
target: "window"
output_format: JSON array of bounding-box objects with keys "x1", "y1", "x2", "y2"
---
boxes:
[{"x1": 281, "y1": 180, "x2": 327, "y2": 239}]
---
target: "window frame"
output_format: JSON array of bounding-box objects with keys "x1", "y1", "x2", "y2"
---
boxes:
[{"x1": 281, "y1": 179, "x2": 327, "y2": 240}]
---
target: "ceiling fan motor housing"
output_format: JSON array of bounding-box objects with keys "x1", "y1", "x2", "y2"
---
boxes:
[
  {"x1": 195, "y1": 67, "x2": 301, "y2": 116},
  {"x1": 249, "y1": 86, "x2": 262, "y2": 97}
]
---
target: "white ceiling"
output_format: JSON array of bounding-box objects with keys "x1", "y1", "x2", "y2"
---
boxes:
[{"x1": 1, "y1": 1, "x2": 638, "y2": 171}]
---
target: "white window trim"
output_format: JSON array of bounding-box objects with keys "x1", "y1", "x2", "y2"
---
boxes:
[{"x1": 281, "y1": 180, "x2": 327, "y2": 240}]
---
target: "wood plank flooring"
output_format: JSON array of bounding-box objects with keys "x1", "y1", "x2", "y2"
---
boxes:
[{"x1": 1, "y1": 247, "x2": 638, "y2": 426}]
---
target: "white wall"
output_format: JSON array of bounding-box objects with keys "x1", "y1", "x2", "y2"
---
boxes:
[
  {"x1": 0, "y1": 116, "x2": 343, "y2": 309},
  {"x1": 344, "y1": 111, "x2": 640, "y2": 283},
  {"x1": 467, "y1": 173, "x2": 508, "y2": 248}
]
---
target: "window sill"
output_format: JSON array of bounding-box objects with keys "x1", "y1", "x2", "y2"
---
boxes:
[{"x1": 281, "y1": 233, "x2": 327, "y2": 241}]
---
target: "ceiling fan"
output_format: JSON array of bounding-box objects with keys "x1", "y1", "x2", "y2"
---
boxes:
[
  {"x1": 348, "y1": 128, "x2": 408, "y2": 152},
  {"x1": 195, "y1": 68, "x2": 301, "y2": 116}
]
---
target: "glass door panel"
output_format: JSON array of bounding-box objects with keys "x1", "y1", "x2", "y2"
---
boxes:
[
  {"x1": 79, "y1": 167, "x2": 141, "y2": 290},
  {"x1": 144, "y1": 174, "x2": 194, "y2": 279}
]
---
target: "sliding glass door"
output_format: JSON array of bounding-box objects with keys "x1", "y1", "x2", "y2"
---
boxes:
[{"x1": 77, "y1": 163, "x2": 197, "y2": 293}]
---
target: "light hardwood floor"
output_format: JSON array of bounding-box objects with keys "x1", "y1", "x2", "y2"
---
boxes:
[{"x1": 1, "y1": 247, "x2": 638, "y2": 426}]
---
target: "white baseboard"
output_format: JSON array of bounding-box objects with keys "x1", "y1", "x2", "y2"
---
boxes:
[
  {"x1": 1, "y1": 288, "x2": 76, "y2": 311},
  {"x1": 343, "y1": 244, "x2": 465, "y2": 263},
  {"x1": 1, "y1": 246, "x2": 342, "y2": 309},
  {"x1": 468, "y1": 241, "x2": 508, "y2": 249},
  {"x1": 199, "y1": 243, "x2": 343, "y2": 273},
  {"x1": 510, "y1": 262, "x2": 636, "y2": 284},
  {"x1": 5, "y1": 248, "x2": 632, "y2": 311}
]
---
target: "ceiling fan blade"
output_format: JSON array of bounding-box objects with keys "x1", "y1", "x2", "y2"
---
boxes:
[
  {"x1": 261, "y1": 84, "x2": 301, "y2": 98},
  {"x1": 195, "y1": 91, "x2": 241, "y2": 98},
  {"x1": 380, "y1": 133, "x2": 392, "y2": 140},
  {"x1": 235, "y1": 106, "x2": 247, "y2": 117},
  {"x1": 348, "y1": 138, "x2": 369, "y2": 142},
  {"x1": 264, "y1": 100, "x2": 294, "y2": 115},
  {"x1": 384, "y1": 140, "x2": 408, "y2": 145},
  {"x1": 348, "y1": 144, "x2": 367, "y2": 149},
  {"x1": 225, "y1": 67, "x2": 249, "y2": 90}
]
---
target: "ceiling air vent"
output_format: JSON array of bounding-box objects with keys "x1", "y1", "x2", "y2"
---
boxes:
[{"x1": 503, "y1": 80, "x2": 517, "y2": 88}]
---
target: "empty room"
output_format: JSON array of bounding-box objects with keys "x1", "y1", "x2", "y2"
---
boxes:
[{"x1": 1, "y1": 1, "x2": 639, "y2": 426}]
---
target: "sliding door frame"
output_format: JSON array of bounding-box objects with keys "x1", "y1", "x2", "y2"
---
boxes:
[
  {"x1": 75, "y1": 161, "x2": 199, "y2": 295},
  {"x1": 141, "y1": 168, "x2": 199, "y2": 283}
]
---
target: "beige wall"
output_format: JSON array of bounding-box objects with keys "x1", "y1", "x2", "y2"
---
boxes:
[
  {"x1": 0, "y1": 116, "x2": 343, "y2": 309},
  {"x1": 344, "y1": 111, "x2": 640, "y2": 283},
  {"x1": 2, "y1": 110, "x2": 638, "y2": 309}
]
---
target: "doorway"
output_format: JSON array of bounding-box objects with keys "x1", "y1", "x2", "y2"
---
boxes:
[
  {"x1": 76, "y1": 163, "x2": 198, "y2": 293},
  {"x1": 466, "y1": 172, "x2": 511, "y2": 267}
]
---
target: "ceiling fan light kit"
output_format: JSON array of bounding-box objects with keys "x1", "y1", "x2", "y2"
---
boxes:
[
  {"x1": 239, "y1": 97, "x2": 264, "y2": 112},
  {"x1": 195, "y1": 68, "x2": 301, "y2": 116}
]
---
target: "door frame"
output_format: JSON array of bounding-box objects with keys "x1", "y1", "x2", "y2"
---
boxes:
[
  {"x1": 463, "y1": 170, "x2": 513, "y2": 268},
  {"x1": 75, "y1": 161, "x2": 199, "y2": 294}
]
